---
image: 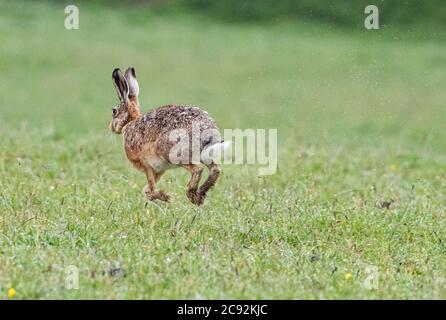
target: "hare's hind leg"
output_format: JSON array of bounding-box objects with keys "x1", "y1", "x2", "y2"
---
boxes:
[
  {"x1": 143, "y1": 166, "x2": 169, "y2": 202},
  {"x1": 183, "y1": 164, "x2": 204, "y2": 205},
  {"x1": 195, "y1": 161, "x2": 221, "y2": 205}
]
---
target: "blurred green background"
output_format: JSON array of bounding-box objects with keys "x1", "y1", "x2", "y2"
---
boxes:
[
  {"x1": 1, "y1": 0, "x2": 446, "y2": 299},
  {"x1": 50, "y1": 0, "x2": 446, "y2": 30},
  {"x1": 183, "y1": 0, "x2": 446, "y2": 33}
]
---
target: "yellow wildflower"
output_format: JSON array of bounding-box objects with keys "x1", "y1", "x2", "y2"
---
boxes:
[
  {"x1": 344, "y1": 273, "x2": 353, "y2": 280},
  {"x1": 7, "y1": 288, "x2": 16, "y2": 298}
]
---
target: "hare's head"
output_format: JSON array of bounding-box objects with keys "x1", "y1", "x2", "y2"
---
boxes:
[{"x1": 109, "y1": 67, "x2": 141, "y2": 134}]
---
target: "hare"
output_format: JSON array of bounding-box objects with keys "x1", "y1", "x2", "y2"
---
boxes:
[{"x1": 109, "y1": 67, "x2": 230, "y2": 205}]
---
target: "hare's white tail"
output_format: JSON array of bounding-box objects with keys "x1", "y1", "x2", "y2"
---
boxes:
[{"x1": 201, "y1": 141, "x2": 232, "y2": 164}]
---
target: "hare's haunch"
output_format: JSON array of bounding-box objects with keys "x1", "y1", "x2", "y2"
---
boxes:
[{"x1": 109, "y1": 67, "x2": 228, "y2": 206}]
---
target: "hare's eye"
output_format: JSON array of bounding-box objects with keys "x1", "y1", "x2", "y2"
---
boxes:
[{"x1": 112, "y1": 107, "x2": 117, "y2": 116}]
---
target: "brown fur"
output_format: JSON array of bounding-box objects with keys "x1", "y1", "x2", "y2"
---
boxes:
[{"x1": 110, "y1": 67, "x2": 222, "y2": 205}]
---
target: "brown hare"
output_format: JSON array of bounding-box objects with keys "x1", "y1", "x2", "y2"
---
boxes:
[{"x1": 109, "y1": 67, "x2": 230, "y2": 205}]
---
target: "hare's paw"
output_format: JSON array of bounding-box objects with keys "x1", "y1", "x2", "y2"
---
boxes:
[
  {"x1": 156, "y1": 190, "x2": 170, "y2": 202},
  {"x1": 193, "y1": 193, "x2": 205, "y2": 206},
  {"x1": 145, "y1": 192, "x2": 170, "y2": 202},
  {"x1": 192, "y1": 192, "x2": 205, "y2": 206},
  {"x1": 144, "y1": 186, "x2": 170, "y2": 202},
  {"x1": 186, "y1": 188, "x2": 204, "y2": 206}
]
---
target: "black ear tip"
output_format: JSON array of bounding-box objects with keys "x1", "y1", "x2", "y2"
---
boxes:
[
  {"x1": 127, "y1": 66, "x2": 136, "y2": 78},
  {"x1": 112, "y1": 68, "x2": 122, "y2": 78}
]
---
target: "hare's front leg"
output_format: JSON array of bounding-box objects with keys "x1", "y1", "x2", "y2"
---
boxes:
[
  {"x1": 183, "y1": 164, "x2": 204, "y2": 205},
  {"x1": 143, "y1": 166, "x2": 169, "y2": 202}
]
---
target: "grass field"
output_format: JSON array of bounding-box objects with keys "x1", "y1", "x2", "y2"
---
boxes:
[{"x1": 1, "y1": 1, "x2": 446, "y2": 299}]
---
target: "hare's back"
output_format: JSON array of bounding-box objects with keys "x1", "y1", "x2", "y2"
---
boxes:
[{"x1": 144, "y1": 105, "x2": 218, "y2": 135}]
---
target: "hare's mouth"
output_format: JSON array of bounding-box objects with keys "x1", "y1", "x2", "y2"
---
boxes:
[{"x1": 109, "y1": 121, "x2": 118, "y2": 134}]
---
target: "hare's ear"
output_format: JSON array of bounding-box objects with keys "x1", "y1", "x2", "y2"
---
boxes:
[
  {"x1": 125, "y1": 67, "x2": 139, "y2": 98},
  {"x1": 112, "y1": 68, "x2": 129, "y2": 103}
]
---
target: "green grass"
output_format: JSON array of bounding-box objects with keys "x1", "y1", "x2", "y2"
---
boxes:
[{"x1": 1, "y1": 1, "x2": 446, "y2": 299}]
